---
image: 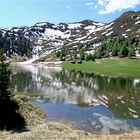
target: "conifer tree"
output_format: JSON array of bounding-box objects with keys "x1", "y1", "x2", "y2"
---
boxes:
[
  {"x1": 80, "y1": 49, "x2": 85, "y2": 60},
  {"x1": 128, "y1": 45, "x2": 135, "y2": 58},
  {"x1": 0, "y1": 50, "x2": 11, "y2": 99},
  {"x1": 0, "y1": 49, "x2": 25, "y2": 130}
]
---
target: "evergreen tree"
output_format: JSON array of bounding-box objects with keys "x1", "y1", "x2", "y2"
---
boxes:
[
  {"x1": 0, "y1": 49, "x2": 25, "y2": 130},
  {"x1": 96, "y1": 51, "x2": 102, "y2": 59},
  {"x1": 73, "y1": 52, "x2": 77, "y2": 60},
  {"x1": 112, "y1": 43, "x2": 118, "y2": 56},
  {"x1": 128, "y1": 45, "x2": 135, "y2": 58},
  {"x1": 92, "y1": 54, "x2": 96, "y2": 61},
  {"x1": 56, "y1": 51, "x2": 61, "y2": 57},
  {"x1": 119, "y1": 44, "x2": 128, "y2": 57},
  {"x1": 80, "y1": 49, "x2": 85, "y2": 60},
  {"x1": 138, "y1": 46, "x2": 140, "y2": 54},
  {"x1": 0, "y1": 50, "x2": 11, "y2": 99},
  {"x1": 85, "y1": 54, "x2": 92, "y2": 61},
  {"x1": 69, "y1": 53, "x2": 73, "y2": 60}
]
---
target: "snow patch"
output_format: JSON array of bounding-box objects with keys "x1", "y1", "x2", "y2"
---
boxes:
[
  {"x1": 122, "y1": 33, "x2": 127, "y2": 38},
  {"x1": 84, "y1": 25, "x2": 96, "y2": 33},
  {"x1": 136, "y1": 16, "x2": 140, "y2": 20},
  {"x1": 35, "y1": 23, "x2": 48, "y2": 26},
  {"x1": 44, "y1": 29, "x2": 70, "y2": 39},
  {"x1": 68, "y1": 23, "x2": 82, "y2": 29},
  {"x1": 135, "y1": 20, "x2": 140, "y2": 25},
  {"x1": 104, "y1": 22, "x2": 114, "y2": 29},
  {"x1": 136, "y1": 50, "x2": 140, "y2": 57},
  {"x1": 85, "y1": 50, "x2": 95, "y2": 55},
  {"x1": 105, "y1": 31, "x2": 113, "y2": 36},
  {"x1": 126, "y1": 29, "x2": 131, "y2": 32},
  {"x1": 128, "y1": 108, "x2": 137, "y2": 113},
  {"x1": 133, "y1": 79, "x2": 140, "y2": 86},
  {"x1": 18, "y1": 55, "x2": 39, "y2": 64},
  {"x1": 106, "y1": 27, "x2": 113, "y2": 31}
]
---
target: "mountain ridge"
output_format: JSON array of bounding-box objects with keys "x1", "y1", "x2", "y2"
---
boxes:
[{"x1": 0, "y1": 11, "x2": 139, "y2": 62}]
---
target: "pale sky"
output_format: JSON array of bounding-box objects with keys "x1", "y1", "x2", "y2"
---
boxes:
[{"x1": 0, "y1": 0, "x2": 140, "y2": 27}]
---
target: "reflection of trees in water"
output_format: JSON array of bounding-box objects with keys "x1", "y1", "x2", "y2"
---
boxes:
[
  {"x1": 11, "y1": 70, "x2": 51, "y2": 93},
  {"x1": 53, "y1": 69, "x2": 140, "y2": 95},
  {"x1": 11, "y1": 71, "x2": 33, "y2": 92},
  {"x1": 53, "y1": 69, "x2": 140, "y2": 119},
  {"x1": 11, "y1": 66, "x2": 140, "y2": 119}
]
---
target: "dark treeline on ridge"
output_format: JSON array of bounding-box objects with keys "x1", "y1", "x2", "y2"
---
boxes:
[
  {"x1": 56, "y1": 36, "x2": 140, "y2": 61},
  {"x1": 0, "y1": 30, "x2": 33, "y2": 58}
]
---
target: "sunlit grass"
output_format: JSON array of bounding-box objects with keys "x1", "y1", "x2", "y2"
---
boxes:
[{"x1": 63, "y1": 58, "x2": 140, "y2": 78}]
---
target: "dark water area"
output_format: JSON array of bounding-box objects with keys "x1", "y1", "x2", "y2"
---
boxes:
[{"x1": 11, "y1": 64, "x2": 140, "y2": 134}]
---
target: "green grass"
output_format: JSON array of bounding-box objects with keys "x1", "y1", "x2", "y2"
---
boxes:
[{"x1": 63, "y1": 58, "x2": 140, "y2": 78}]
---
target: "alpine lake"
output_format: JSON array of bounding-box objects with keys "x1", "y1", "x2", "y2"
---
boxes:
[{"x1": 11, "y1": 64, "x2": 140, "y2": 134}]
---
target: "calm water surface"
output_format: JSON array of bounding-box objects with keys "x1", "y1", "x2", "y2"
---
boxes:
[{"x1": 11, "y1": 64, "x2": 140, "y2": 134}]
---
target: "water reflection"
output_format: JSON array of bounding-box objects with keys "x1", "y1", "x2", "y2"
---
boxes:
[{"x1": 11, "y1": 64, "x2": 140, "y2": 133}]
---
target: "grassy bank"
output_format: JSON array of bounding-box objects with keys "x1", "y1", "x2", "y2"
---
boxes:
[
  {"x1": 63, "y1": 58, "x2": 140, "y2": 78},
  {"x1": 1, "y1": 95, "x2": 140, "y2": 140}
]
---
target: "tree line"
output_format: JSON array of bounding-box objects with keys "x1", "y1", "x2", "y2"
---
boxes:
[
  {"x1": 0, "y1": 30, "x2": 33, "y2": 58},
  {"x1": 56, "y1": 36, "x2": 140, "y2": 61}
]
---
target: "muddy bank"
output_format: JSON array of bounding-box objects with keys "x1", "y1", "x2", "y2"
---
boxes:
[{"x1": 0, "y1": 95, "x2": 140, "y2": 140}]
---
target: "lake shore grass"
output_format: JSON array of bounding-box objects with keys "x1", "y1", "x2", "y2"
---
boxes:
[
  {"x1": 63, "y1": 58, "x2": 140, "y2": 78},
  {"x1": 1, "y1": 95, "x2": 140, "y2": 140}
]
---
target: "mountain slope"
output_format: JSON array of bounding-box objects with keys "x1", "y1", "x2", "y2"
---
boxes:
[{"x1": 0, "y1": 11, "x2": 140, "y2": 62}]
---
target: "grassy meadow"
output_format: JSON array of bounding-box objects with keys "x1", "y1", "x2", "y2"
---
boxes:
[{"x1": 63, "y1": 58, "x2": 140, "y2": 78}]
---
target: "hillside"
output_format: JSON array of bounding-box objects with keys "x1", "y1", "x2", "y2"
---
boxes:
[{"x1": 0, "y1": 11, "x2": 139, "y2": 62}]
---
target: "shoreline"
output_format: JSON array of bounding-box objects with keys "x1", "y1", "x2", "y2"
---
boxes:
[
  {"x1": 11, "y1": 58, "x2": 140, "y2": 78},
  {"x1": 0, "y1": 95, "x2": 140, "y2": 140}
]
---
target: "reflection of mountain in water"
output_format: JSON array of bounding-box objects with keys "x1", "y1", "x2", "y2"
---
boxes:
[{"x1": 11, "y1": 65, "x2": 140, "y2": 119}]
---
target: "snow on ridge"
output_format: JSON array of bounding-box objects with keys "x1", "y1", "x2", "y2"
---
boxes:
[
  {"x1": 135, "y1": 20, "x2": 140, "y2": 25},
  {"x1": 68, "y1": 23, "x2": 82, "y2": 29},
  {"x1": 136, "y1": 16, "x2": 140, "y2": 20},
  {"x1": 126, "y1": 29, "x2": 131, "y2": 32},
  {"x1": 122, "y1": 33, "x2": 128, "y2": 38},
  {"x1": 12, "y1": 29, "x2": 20, "y2": 32},
  {"x1": 105, "y1": 31, "x2": 113, "y2": 36},
  {"x1": 84, "y1": 25, "x2": 95, "y2": 30},
  {"x1": 75, "y1": 35, "x2": 87, "y2": 41},
  {"x1": 104, "y1": 22, "x2": 114, "y2": 30},
  {"x1": 93, "y1": 22, "x2": 105, "y2": 26},
  {"x1": 44, "y1": 28, "x2": 70, "y2": 39},
  {"x1": 102, "y1": 32, "x2": 107, "y2": 35},
  {"x1": 106, "y1": 27, "x2": 113, "y2": 31},
  {"x1": 35, "y1": 23, "x2": 48, "y2": 26},
  {"x1": 92, "y1": 26, "x2": 104, "y2": 32},
  {"x1": 84, "y1": 25, "x2": 96, "y2": 34},
  {"x1": 33, "y1": 26, "x2": 44, "y2": 30}
]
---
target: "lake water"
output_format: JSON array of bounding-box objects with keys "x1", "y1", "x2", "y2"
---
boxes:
[{"x1": 11, "y1": 64, "x2": 140, "y2": 134}]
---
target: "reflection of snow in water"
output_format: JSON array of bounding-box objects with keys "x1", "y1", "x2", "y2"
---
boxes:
[
  {"x1": 12, "y1": 65, "x2": 140, "y2": 133},
  {"x1": 11, "y1": 64, "x2": 139, "y2": 112}
]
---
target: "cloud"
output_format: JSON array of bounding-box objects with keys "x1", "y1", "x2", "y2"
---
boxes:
[
  {"x1": 93, "y1": 113, "x2": 130, "y2": 133},
  {"x1": 86, "y1": 2, "x2": 94, "y2": 9},
  {"x1": 86, "y1": 2, "x2": 98, "y2": 10},
  {"x1": 98, "y1": 0, "x2": 105, "y2": 5},
  {"x1": 98, "y1": 0, "x2": 140, "y2": 14}
]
